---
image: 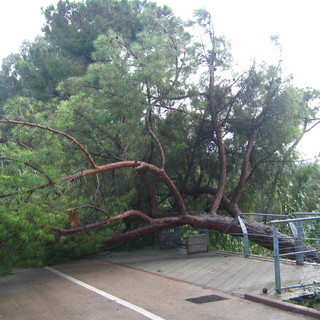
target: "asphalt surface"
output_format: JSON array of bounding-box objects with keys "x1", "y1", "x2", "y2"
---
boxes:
[{"x1": 1, "y1": 250, "x2": 319, "y2": 319}]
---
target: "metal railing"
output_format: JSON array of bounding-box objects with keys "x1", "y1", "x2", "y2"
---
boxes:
[
  {"x1": 160, "y1": 212, "x2": 320, "y2": 294},
  {"x1": 212, "y1": 212, "x2": 320, "y2": 293},
  {"x1": 224, "y1": 213, "x2": 289, "y2": 257},
  {"x1": 271, "y1": 214, "x2": 320, "y2": 294}
]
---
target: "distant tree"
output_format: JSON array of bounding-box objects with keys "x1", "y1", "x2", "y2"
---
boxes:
[
  {"x1": 0, "y1": 54, "x2": 23, "y2": 107},
  {"x1": 0, "y1": 0, "x2": 173, "y2": 107},
  {"x1": 42, "y1": 0, "x2": 173, "y2": 64}
]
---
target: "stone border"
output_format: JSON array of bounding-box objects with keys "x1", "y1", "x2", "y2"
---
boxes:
[{"x1": 244, "y1": 293, "x2": 320, "y2": 319}]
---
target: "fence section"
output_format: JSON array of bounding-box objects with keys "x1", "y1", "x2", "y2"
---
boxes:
[
  {"x1": 221, "y1": 213, "x2": 290, "y2": 257},
  {"x1": 271, "y1": 215, "x2": 320, "y2": 293},
  {"x1": 159, "y1": 212, "x2": 320, "y2": 294}
]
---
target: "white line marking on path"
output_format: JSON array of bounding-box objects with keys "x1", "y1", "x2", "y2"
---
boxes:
[{"x1": 45, "y1": 266, "x2": 165, "y2": 320}]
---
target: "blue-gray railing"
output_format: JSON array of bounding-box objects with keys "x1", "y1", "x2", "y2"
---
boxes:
[
  {"x1": 167, "y1": 212, "x2": 320, "y2": 293},
  {"x1": 225, "y1": 213, "x2": 289, "y2": 257},
  {"x1": 209, "y1": 212, "x2": 320, "y2": 293},
  {"x1": 271, "y1": 214, "x2": 320, "y2": 294}
]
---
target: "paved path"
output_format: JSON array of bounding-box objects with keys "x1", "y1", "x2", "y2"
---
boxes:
[
  {"x1": 0, "y1": 258, "x2": 317, "y2": 320},
  {"x1": 99, "y1": 248, "x2": 320, "y2": 300},
  {"x1": 1, "y1": 249, "x2": 319, "y2": 319}
]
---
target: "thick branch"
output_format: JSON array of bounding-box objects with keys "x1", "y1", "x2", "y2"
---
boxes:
[
  {"x1": 202, "y1": 19, "x2": 227, "y2": 214},
  {"x1": 231, "y1": 127, "x2": 259, "y2": 206},
  {"x1": 63, "y1": 161, "x2": 185, "y2": 215},
  {"x1": 146, "y1": 107, "x2": 166, "y2": 169},
  {"x1": 100, "y1": 212, "x2": 319, "y2": 262},
  {"x1": 145, "y1": 56, "x2": 183, "y2": 169},
  {"x1": 51, "y1": 210, "x2": 152, "y2": 235},
  {"x1": 136, "y1": 168, "x2": 158, "y2": 216},
  {"x1": 184, "y1": 186, "x2": 241, "y2": 217},
  {"x1": 209, "y1": 116, "x2": 227, "y2": 214},
  {"x1": 103, "y1": 220, "x2": 181, "y2": 244}
]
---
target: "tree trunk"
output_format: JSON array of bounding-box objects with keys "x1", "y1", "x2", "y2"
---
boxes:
[{"x1": 101, "y1": 212, "x2": 319, "y2": 262}]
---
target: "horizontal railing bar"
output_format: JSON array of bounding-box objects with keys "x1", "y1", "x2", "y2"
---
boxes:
[
  {"x1": 240, "y1": 213, "x2": 290, "y2": 217},
  {"x1": 271, "y1": 216, "x2": 320, "y2": 224},
  {"x1": 280, "y1": 282, "x2": 320, "y2": 291},
  {"x1": 279, "y1": 249, "x2": 318, "y2": 257},
  {"x1": 294, "y1": 212, "x2": 320, "y2": 215},
  {"x1": 229, "y1": 233, "x2": 274, "y2": 238}
]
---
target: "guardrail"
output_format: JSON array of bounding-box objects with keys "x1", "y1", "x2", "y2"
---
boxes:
[
  {"x1": 224, "y1": 213, "x2": 289, "y2": 257},
  {"x1": 271, "y1": 214, "x2": 320, "y2": 294},
  {"x1": 159, "y1": 212, "x2": 320, "y2": 294},
  {"x1": 207, "y1": 212, "x2": 320, "y2": 294}
]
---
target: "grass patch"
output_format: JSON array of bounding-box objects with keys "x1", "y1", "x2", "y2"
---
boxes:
[{"x1": 287, "y1": 293, "x2": 320, "y2": 310}]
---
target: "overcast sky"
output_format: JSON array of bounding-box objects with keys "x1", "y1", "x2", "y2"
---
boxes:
[{"x1": 0, "y1": 0, "x2": 319, "y2": 159}]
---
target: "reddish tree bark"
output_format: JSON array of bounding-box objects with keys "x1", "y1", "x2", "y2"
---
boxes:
[
  {"x1": 230, "y1": 127, "x2": 259, "y2": 207},
  {"x1": 1, "y1": 118, "x2": 318, "y2": 263},
  {"x1": 51, "y1": 209, "x2": 319, "y2": 262}
]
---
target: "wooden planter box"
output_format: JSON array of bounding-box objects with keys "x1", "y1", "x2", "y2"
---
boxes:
[{"x1": 186, "y1": 234, "x2": 207, "y2": 254}]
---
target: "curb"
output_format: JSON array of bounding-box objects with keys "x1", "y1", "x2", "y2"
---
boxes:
[{"x1": 244, "y1": 293, "x2": 320, "y2": 319}]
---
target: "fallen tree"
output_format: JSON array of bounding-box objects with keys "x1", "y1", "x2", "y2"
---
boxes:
[
  {"x1": 0, "y1": 118, "x2": 318, "y2": 262},
  {"x1": 0, "y1": 6, "x2": 319, "y2": 273}
]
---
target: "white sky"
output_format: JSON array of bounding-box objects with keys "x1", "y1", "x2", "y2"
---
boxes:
[{"x1": 0, "y1": 0, "x2": 319, "y2": 159}]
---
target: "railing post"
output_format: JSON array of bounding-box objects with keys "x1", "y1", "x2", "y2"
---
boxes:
[
  {"x1": 202, "y1": 229, "x2": 210, "y2": 245},
  {"x1": 272, "y1": 223, "x2": 281, "y2": 294},
  {"x1": 238, "y1": 216, "x2": 249, "y2": 257},
  {"x1": 174, "y1": 227, "x2": 181, "y2": 246},
  {"x1": 295, "y1": 221, "x2": 304, "y2": 265}
]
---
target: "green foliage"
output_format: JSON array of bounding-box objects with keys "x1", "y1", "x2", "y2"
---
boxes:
[
  {"x1": 16, "y1": 38, "x2": 84, "y2": 101},
  {"x1": 0, "y1": 40, "x2": 83, "y2": 108},
  {"x1": 0, "y1": 0, "x2": 174, "y2": 108},
  {"x1": 0, "y1": 1, "x2": 320, "y2": 275},
  {"x1": 264, "y1": 163, "x2": 320, "y2": 214},
  {"x1": 287, "y1": 283, "x2": 320, "y2": 311},
  {"x1": 0, "y1": 203, "x2": 114, "y2": 276},
  {"x1": 42, "y1": 0, "x2": 174, "y2": 63},
  {"x1": 209, "y1": 232, "x2": 244, "y2": 253},
  {"x1": 0, "y1": 204, "x2": 62, "y2": 275},
  {"x1": 0, "y1": 54, "x2": 23, "y2": 108}
]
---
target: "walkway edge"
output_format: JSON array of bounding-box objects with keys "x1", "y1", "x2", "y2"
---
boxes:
[{"x1": 244, "y1": 293, "x2": 320, "y2": 319}]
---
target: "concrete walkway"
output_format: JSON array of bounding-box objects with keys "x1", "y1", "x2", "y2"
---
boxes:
[
  {"x1": 98, "y1": 247, "x2": 320, "y2": 301},
  {"x1": 0, "y1": 258, "x2": 319, "y2": 320}
]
